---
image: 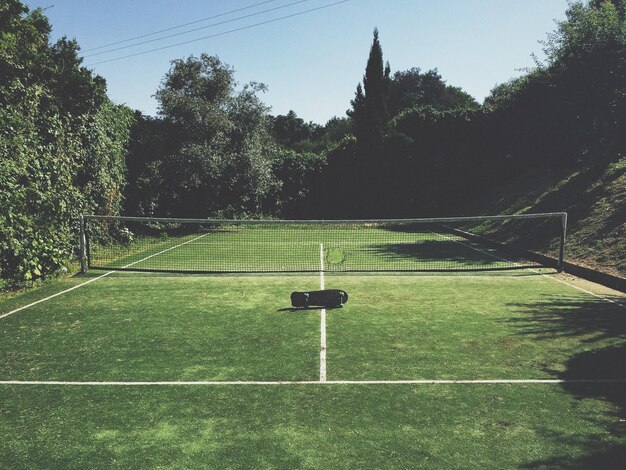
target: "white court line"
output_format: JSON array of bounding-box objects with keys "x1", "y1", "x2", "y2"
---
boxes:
[
  {"x1": 319, "y1": 243, "x2": 327, "y2": 382},
  {"x1": 120, "y1": 231, "x2": 211, "y2": 270},
  {"x1": 1, "y1": 379, "x2": 625, "y2": 386},
  {"x1": 0, "y1": 272, "x2": 114, "y2": 320},
  {"x1": 0, "y1": 232, "x2": 211, "y2": 320},
  {"x1": 437, "y1": 232, "x2": 625, "y2": 309}
]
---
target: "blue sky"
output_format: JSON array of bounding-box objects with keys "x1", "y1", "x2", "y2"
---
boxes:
[{"x1": 24, "y1": 0, "x2": 570, "y2": 124}]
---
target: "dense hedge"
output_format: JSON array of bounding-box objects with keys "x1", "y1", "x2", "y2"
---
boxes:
[{"x1": 0, "y1": 1, "x2": 134, "y2": 287}]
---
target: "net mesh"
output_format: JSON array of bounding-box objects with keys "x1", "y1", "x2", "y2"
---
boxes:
[{"x1": 83, "y1": 214, "x2": 566, "y2": 273}]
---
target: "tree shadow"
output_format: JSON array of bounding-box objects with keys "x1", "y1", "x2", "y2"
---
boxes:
[
  {"x1": 521, "y1": 426, "x2": 626, "y2": 469},
  {"x1": 381, "y1": 220, "x2": 565, "y2": 266},
  {"x1": 505, "y1": 295, "x2": 626, "y2": 468},
  {"x1": 368, "y1": 239, "x2": 538, "y2": 271},
  {"x1": 526, "y1": 162, "x2": 625, "y2": 225}
]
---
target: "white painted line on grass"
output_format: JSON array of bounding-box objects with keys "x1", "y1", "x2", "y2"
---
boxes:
[
  {"x1": 1, "y1": 379, "x2": 625, "y2": 386},
  {"x1": 0, "y1": 232, "x2": 211, "y2": 320},
  {"x1": 120, "y1": 231, "x2": 211, "y2": 270},
  {"x1": 0, "y1": 271, "x2": 114, "y2": 320},
  {"x1": 319, "y1": 242, "x2": 327, "y2": 382},
  {"x1": 437, "y1": 232, "x2": 625, "y2": 308},
  {"x1": 532, "y1": 273, "x2": 625, "y2": 308}
]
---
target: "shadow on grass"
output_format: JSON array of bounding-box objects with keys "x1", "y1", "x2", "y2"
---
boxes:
[
  {"x1": 382, "y1": 219, "x2": 564, "y2": 257},
  {"x1": 507, "y1": 295, "x2": 626, "y2": 468},
  {"x1": 368, "y1": 239, "x2": 530, "y2": 271},
  {"x1": 276, "y1": 306, "x2": 344, "y2": 313}
]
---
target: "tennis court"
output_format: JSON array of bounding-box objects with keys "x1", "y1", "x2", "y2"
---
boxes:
[{"x1": 1, "y1": 214, "x2": 625, "y2": 468}]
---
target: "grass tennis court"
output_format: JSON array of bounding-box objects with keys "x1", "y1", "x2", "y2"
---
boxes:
[{"x1": 1, "y1": 222, "x2": 625, "y2": 468}]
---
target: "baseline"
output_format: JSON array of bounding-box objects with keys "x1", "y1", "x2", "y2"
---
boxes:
[{"x1": 1, "y1": 379, "x2": 625, "y2": 386}]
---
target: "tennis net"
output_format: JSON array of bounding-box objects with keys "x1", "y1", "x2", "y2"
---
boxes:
[{"x1": 80, "y1": 213, "x2": 567, "y2": 273}]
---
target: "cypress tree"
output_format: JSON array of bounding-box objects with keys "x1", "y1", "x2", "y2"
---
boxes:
[
  {"x1": 348, "y1": 28, "x2": 391, "y2": 148},
  {"x1": 348, "y1": 83, "x2": 367, "y2": 142},
  {"x1": 344, "y1": 28, "x2": 393, "y2": 216}
]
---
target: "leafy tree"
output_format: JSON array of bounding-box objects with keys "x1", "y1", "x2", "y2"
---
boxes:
[
  {"x1": 388, "y1": 68, "x2": 479, "y2": 116},
  {"x1": 154, "y1": 54, "x2": 278, "y2": 217},
  {"x1": 124, "y1": 113, "x2": 168, "y2": 216},
  {"x1": 0, "y1": 0, "x2": 133, "y2": 286},
  {"x1": 321, "y1": 116, "x2": 353, "y2": 143},
  {"x1": 590, "y1": 0, "x2": 625, "y2": 18},
  {"x1": 483, "y1": 0, "x2": 626, "y2": 167},
  {"x1": 299, "y1": 116, "x2": 353, "y2": 153},
  {"x1": 348, "y1": 83, "x2": 366, "y2": 140},
  {"x1": 264, "y1": 148, "x2": 326, "y2": 217},
  {"x1": 270, "y1": 110, "x2": 318, "y2": 149},
  {"x1": 482, "y1": 77, "x2": 526, "y2": 111},
  {"x1": 269, "y1": 113, "x2": 352, "y2": 154},
  {"x1": 389, "y1": 105, "x2": 490, "y2": 214}
]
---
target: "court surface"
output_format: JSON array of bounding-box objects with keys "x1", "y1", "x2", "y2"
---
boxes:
[{"x1": 1, "y1": 226, "x2": 625, "y2": 468}]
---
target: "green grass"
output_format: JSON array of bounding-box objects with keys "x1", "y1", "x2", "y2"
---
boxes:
[
  {"x1": 606, "y1": 155, "x2": 626, "y2": 177},
  {"x1": 0, "y1": 274, "x2": 322, "y2": 381},
  {"x1": 1, "y1": 226, "x2": 625, "y2": 468},
  {"x1": 1, "y1": 384, "x2": 624, "y2": 469},
  {"x1": 325, "y1": 274, "x2": 626, "y2": 380}
]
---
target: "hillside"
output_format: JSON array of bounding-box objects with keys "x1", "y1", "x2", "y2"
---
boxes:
[{"x1": 467, "y1": 157, "x2": 626, "y2": 279}]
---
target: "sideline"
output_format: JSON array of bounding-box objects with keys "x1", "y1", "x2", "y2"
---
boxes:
[
  {"x1": 1, "y1": 379, "x2": 625, "y2": 386},
  {"x1": 438, "y1": 232, "x2": 625, "y2": 308},
  {"x1": 0, "y1": 232, "x2": 211, "y2": 320}
]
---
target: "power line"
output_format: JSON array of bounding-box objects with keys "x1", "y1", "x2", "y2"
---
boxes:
[
  {"x1": 82, "y1": 0, "x2": 309, "y2": 58},
  {"x1": 81, "y1": 0, "x2": 280, "y2": 53},
  {"x1": 86, "y1": 0, "x2": 351, "y2": 67}
]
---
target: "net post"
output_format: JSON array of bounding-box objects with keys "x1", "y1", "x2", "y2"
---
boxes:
[
  {"x1": 79, "y1": 215, "x2": 87, "y2": 273},
  {"x1": 558, "y1": 212, "x2": 567, "y2": 272}
]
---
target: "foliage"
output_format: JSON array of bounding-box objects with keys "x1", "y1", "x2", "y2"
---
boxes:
[
  {"x1": 484, "y1": 0, "x2": 626, "y2": 167},
  {"x1": 332, "y1": 28, "x2": 485, "y2": 217},
  {"x1": 150, "y1": 54, "x2": 278, "y2": 218},
  {"x1": 0, "y1": 87, "x2": 78, "y2": 283},
  {"x1": 76, "y1": 99, "x2": 134, "y2": 216},
  {"x1": 264, "y1": 147, "x2": 326, "y2": 217},
  {"x1": 296, "y1": 116, "x2": 354, "y2": 154},
  {"x1": 269, "y1": 112, "x2": 352, "y2": 153},
  {"x1": 388, "y1": 68, "x2": 479, "y2": 117},
  {"x1": 387, "y1": 105, "x2": 492, "y2": 216},
  {"x1": 124, "y1": 113, "x2": 168, "y2": 216},
  {"x1": 269, "y1": 110, "x2": 318, "y2": 149},
  {"x1": 327, "y1": 0, "x2": 626, "y2": 217},
  {"x1": 130, "y1": 55, "x2": 329, "y2": 220},
  {"x1": 0, "y1": 0, "x2": 133, "y2": 287}
]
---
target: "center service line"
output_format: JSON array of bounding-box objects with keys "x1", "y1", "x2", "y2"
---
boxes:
[{"x1": 319, "y1": 243, "x2": 327, "y2": 383}]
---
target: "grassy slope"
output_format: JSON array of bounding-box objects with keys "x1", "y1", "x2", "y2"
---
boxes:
[{"x1": 467, "y1": 157, "x2": 626, "y2": 278}]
